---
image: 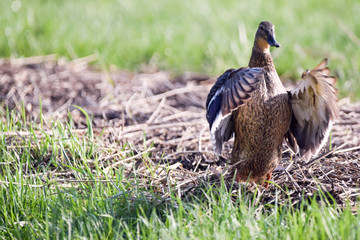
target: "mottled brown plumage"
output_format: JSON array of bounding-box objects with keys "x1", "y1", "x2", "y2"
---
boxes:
[
  {"x1": 231, "y1": 21, "x2": 291, "y2": 185},
  {"x1": 206, "y1": 21, "x2": 339, "y2": 188}
]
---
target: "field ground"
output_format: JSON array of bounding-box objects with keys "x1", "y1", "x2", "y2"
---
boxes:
[
  {"x1": 0, "y1": 56, "x2": 359, "y2": 238},
  {"x1": 1, "y1": 0, "x2": 360, "y2": 238}
]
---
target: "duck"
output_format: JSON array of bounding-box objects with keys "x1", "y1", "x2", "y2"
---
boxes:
[{"x1": 206, "y1": 21, "x2": 339, "y2": 187}]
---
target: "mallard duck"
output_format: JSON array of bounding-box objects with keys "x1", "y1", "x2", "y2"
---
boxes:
[{"x1": 206, "y1": 21, "x2": 339, "y2": 187}]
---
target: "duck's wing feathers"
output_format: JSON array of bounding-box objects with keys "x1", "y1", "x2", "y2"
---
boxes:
[
  {"x1": 206, "y1": 67, "x2": 264, "y2": 156},
  {"x1": 287, "y1": 58, "x2": 339, "y2": 161}
]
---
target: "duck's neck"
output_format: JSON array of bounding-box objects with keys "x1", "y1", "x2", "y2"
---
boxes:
[
  {"x1": 248, "y1": 42, "x2": 284, "y2": 94},
  {"x1": 248, "y1": 44, "x2": 276, "y2": 71}
]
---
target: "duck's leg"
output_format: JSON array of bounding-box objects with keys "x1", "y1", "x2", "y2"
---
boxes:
[{"x1": 263, "y1": 171, "x2": 273, "y2": 188}]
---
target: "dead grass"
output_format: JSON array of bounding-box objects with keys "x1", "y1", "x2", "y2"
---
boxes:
[{"x1": 1, "y1": 55, "x2": 359, "y2": 210}]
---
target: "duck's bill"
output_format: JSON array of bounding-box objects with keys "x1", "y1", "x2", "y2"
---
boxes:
[{"x1": 267, "y1": 35, "x2": 281, "y2": 48}]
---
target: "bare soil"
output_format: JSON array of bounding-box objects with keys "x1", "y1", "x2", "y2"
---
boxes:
[{"x1": 1, "y1": 55, "x2": 359, "y2": 209}]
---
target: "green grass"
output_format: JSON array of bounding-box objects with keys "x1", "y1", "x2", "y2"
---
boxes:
[
  {"x1": 1, "y1": 1, "x2": 360, "y2": 238},
  {"x1": 0, "y1": 108, "x2": 359, "y2": 239},
  {"x1": 0, "y1": 0, "x2": 359, "y2": 98}
]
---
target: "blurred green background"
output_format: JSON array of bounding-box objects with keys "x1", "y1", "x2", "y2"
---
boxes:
[{"x1": 0, "y1": 0, "x2": 359, "y2": 99}]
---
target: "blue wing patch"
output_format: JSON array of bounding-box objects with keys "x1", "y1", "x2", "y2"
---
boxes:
[{"x1": 207, "y1": 90, "x2": 222, "y2": 129}]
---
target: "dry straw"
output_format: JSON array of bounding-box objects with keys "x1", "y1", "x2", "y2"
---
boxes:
[{"x1": 0, "y1": 55, "x2": 359, "y2": 209}]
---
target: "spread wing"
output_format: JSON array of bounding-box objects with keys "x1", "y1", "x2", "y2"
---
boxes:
[
  {"x1": 206, "y1": 67, "x2": 264, "y2": 156},
  {"x1": 287, "y1": 58, "x2": 339, "y2": 161}
]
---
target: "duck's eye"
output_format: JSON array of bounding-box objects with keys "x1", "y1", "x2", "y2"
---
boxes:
[{"x1": 259, "y1": 26, "x2": 264, "y2": 31}]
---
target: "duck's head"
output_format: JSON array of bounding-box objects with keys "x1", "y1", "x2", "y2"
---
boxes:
[{"x1": 254, "y1": 21, "x2": 280, "y2": 51}]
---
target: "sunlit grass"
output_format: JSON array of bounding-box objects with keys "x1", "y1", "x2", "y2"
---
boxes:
[
  {"x1": 0, "y1": 0, "x2": 359, "y2": 98},
  {"x1": 0, "y1": 1, "x2": 360, "y2": 238},
  {"x1": 0, "y1": 108, "x2": 359, "y2": 239}
]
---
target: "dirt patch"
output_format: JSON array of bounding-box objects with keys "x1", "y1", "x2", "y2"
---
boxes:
[{"x1": 1, "y1": 56, "x2": 359, "y2": 209}]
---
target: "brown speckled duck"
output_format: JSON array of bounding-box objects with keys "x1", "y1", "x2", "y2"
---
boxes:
[{"x1": 206, "y1": 21, "x2": 339, "y2": 187}]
